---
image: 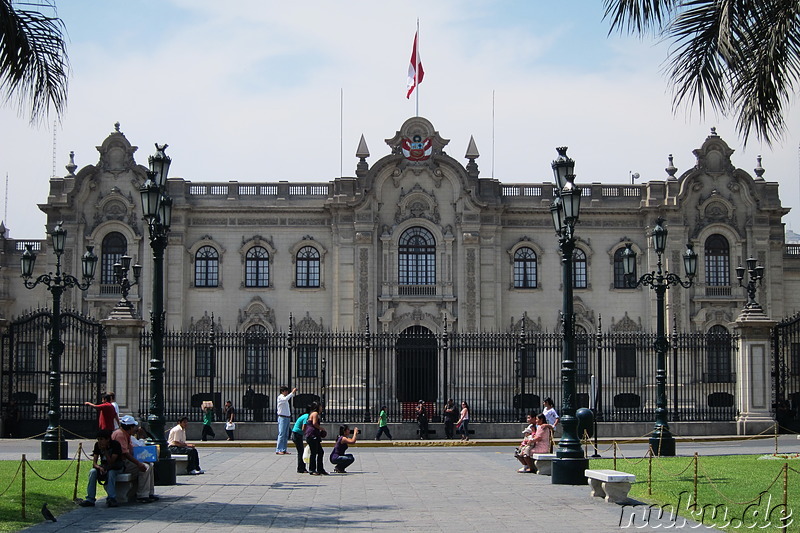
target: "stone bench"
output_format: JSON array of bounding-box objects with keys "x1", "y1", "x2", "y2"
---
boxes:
[
  {"x1": 114, "y1": 473, "x2": 137, "y2": 503},
  {"x1": 171, "y1": 454, "x2": 190, "y2": 474},
  {"x1": 585, "y1": 469, "x2": 636, "y2": 504},
  {"x1": 531, "y1": 453, "x2": 557, "y2": 476}
]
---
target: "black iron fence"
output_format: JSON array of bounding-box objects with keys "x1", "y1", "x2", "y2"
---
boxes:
[
  {"x1": 139, "y1": 325, "x2": 738, "y2": 424},
  {"x1": 774, "y1": 312, "x2": 800, "y2": 431}
]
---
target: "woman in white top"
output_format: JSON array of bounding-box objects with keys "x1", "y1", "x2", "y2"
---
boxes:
[{"x1": 455, "y1": 401, "x2": 470, "y2": 441}]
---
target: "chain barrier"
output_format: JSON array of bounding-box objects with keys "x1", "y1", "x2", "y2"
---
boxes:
[
  {"x1": 615, "y1": 444, "x2": 652, "y2": 466},
  {"x1": 0, "y1": 459, "x2": 23, "y2": 497},
  {"x1": 23, "y1": 447, "x2": 80, "y2": 482},
  {"x1": 696, "y1": 459, "x2": 784, "y2": 505},
  {"x1": 58, "y1": 427, "x2": 97, "y2": 441}
]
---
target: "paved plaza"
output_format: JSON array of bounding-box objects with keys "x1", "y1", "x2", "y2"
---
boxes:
[{"x1": 5, "y1": 435, "x2": 796, "y2": 532}]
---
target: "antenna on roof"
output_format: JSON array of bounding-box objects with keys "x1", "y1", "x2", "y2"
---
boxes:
[
  {"x1": 4, "y1": 172, "x2": 7, "y2": 225},
  {"x1": 51, "y1": 119, "x2": 57, "y2": 178}
]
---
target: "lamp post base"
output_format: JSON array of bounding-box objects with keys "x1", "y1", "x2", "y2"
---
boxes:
[
  {"x1": 551, "y1": 457, "x2": 589, "y2": 485},
  {"x1": 153, "y1": 458, "x2": 177, "y2": 486},
  {"x1": 41, "y1": 440, "x2": 68, "y2": 461},
  {"x1": 649, "y1": 434, "x2": 676, "y2": 457}
]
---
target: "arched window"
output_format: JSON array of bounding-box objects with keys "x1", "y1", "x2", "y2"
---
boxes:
[
  {"x1": 613, "y1": 247, "x2": 634, "y2": 289},
  {"x1": 705, "y1": 234, "x2": 730, "y2": 286},
  {"x1": 706, "y1": 325, "x2": 732, "y2": 383},
  {"x1": 573, "y1": 248, "x2": 587, "y2": 289},
  {"x1": 101, "y1": 232, "x2": 127, "y2": 285},
  {"x1": 398, "y1": 227, "x2": 436, "y2": 285},
  {"x1": 195, "y1": 246, "x2": 219, "y2": 287},
  {"x1": 296, "y1": 246, "x2": 320, "y2": 288},
  {"x1": 513, "y1": 247, "x2": 537, "y2": 288},
  {"x1": 245, "y1": 246, "x2": 269, "y2": 287},
  {"x1": 244, "y1": 324, "x2": 269, "y2": 384}
]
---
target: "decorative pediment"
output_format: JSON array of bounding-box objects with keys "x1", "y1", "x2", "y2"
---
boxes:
[
  {"x1": 96, "y1": 122, "x2": 139, "y2": 176},
  {"x1": 238, "y1": 297, "x2": 276, "y2": 330},
  {"x1": 510, "y1": 313, "x2": 543, "y2": 334},
  {"x1": 295, "y1": 312, "x2": 323, "y2": 333},
  {"x1": 610, "y1": 312, "x2": 643, "y2": 333},
  {"x1": 691, "y1": 128, "x2": 735, "y2": 176},
  {"x1": 385, "y1": 116, "x2": 450, "y2": 161},
  {"x1": 394, "y1": 184, "x2": 441, "y2": 225},
  {"x1": 189, "y1": 311, "x2": 223, "y2": 334}
]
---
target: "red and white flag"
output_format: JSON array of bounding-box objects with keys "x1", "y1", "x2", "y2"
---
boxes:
[{"x1": 406, "y1": 31, "x2": 424, "y2": 99}]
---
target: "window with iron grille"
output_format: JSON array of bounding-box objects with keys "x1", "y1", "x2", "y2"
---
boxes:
[
  {"x1": 792, "y1": 343, "x2": 800, "y2": 376},
  {"x1": 572, "y1": 248, "x2": 587, "y2": 289},
  {"x1": 244, "y1": 325, "x2": 269, "y2": 383},
  {"x1": 705, "y1": 325, "x2": 732, "y2": 382},
  {"x1": 101, "y1": 232, "x2": 127, "y2": 284},
  {"x1": 615, "y1": 343, "x2": 637, "y2": 377},
  {"x1": 296, "y1": 246, "x2": 320, "y2": 288},
  {"x1": 195, "y1": 246, "x2": 219, "y2": 287},
  {"x1": 613, "y1": 247, "x2": 634, "y2": 289},
  {"x1": 16, "y1": 341, "x2": 36, "y2": 373},
  {"x1": 513, "y1": 247, "x2": 537, "y2": 288},
  {"x1": 245, "y1": 246, "x2": 270, "y2": 287},
  {"x1": 521, "y1": 344, "x2": 537, "y2": 377},
  {"x1": 705, "y1": 234, "x2": 730, "y2": 286},
  {"x1": 399, "y1": 227, "x2": 436, "y2": 285},
  {"x1": 297, "y1": 344, "x2": 318, "y2": 377},
  {"x1": 195, "y1": 344, "x2": 214, "y2": 377},
  {"x1": 575, "y1": 326, "x2": 589, "y2": 383}
]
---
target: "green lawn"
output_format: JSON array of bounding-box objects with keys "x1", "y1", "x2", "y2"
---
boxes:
[
  {"x1": 590, "y1": 454, "x2": 799, "y2": 531},
  {"x1": 0, "y1": 458, "x2": 89, "y2": 532}
]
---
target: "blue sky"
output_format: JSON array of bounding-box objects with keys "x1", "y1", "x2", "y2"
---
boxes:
[{"x1": 2, "y1": 0, "x2": 798, "y2": 238}]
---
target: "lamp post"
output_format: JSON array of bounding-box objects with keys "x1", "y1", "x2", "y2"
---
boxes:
[
  {"x1": 736, "y1": 257, "x2": 765, "y2": 314},
  {"x1": 622, "y1": 217, "x2": 697, "y2": 456},
  {"x1": 21, "y1": 223, "x2": 98, "y2": 460},
  {"x1": 548, "y1": 147, "x2": 589, "y2": 485},
  {"x1": 139, "y1": 143, "x2": 176, "y2": 484},
  {"x1": 112, "y1": 255, "x2": 141, "y2": 312}
]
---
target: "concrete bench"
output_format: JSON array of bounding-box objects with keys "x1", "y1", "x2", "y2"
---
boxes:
[
  {"x1": 114, "y1": 473, "x2": 137, "y2": 503},
  {"x1": 171, "y1": 454, "x2": 190, "y2": 474},
  {"x1": 531, "y1": 453, "x2": 557, "y2": 476},
  {"x1": 585, "y1": 469, "x2": 636, "y2": 504}
]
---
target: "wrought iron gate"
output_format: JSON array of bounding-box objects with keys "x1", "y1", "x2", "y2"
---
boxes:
[
  {"x1": 1, "y1": 309, "x2": 107, "y2": 437},
  {"x1": 774, "y1": 312, "x2": 800, "y2": 432}
]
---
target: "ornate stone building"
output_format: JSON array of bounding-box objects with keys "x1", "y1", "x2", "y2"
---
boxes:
[{"x1": 1, "y1": 116, "x2": 798, "y2": 434}]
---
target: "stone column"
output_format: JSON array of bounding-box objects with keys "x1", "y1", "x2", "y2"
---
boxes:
[
  {"x1": 732, "y1": 306, "x2": 777, "y2": 435},
  {"x1": 101, "y1": 305, "x2": 146, "y2": 415}
]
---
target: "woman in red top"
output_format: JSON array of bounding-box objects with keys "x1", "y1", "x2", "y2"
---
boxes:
[{"x1": 85, "y1": 394, "x2": 120, "y2": 431}]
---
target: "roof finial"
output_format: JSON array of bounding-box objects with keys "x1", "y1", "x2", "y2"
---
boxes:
[
  {"x1": 754, "y1": 155, "x2": 765, "y2": 180},
  {"x1": 665, "y1": 154, "x2": 677, "y2": 180}
]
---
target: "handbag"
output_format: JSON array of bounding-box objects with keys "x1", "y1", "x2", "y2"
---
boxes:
[
  {"x1": 225, "y1": 422, "x2": 236, "y2": 430},
  {"x1": 303, "y1": 444, "x2": 311, "y2": 464}
]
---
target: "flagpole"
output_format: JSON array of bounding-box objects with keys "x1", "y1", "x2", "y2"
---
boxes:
[
  {"x1": 492, "y1": 90, "x2": 496, "y2": 178},
  {"x1": 415, "y1": 19, "x2": 420, "y2": 117},
  {"x1": 340, "y1": 88, "x2": 343, "y2": 177}
]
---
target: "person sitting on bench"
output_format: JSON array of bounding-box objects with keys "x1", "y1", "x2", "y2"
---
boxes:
[{"x1": 168, "y1": 416, "x2": 204, "y2": 475}]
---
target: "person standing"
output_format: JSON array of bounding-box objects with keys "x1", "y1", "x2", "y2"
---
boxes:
[
  {"x1": 455, "y1": 401, "x2": 471, "y2": 441},
  {"x1": 108, "y1": 392, "x2": 120, "y2": 429},
  {"x1": 542, "y1": 397, "x2": 560, "y2": 428},
  {"x1": 85, "y1": 394, "x2": 120, "y2": 431},
  {"x1": 275, "y1": 386, "x2": 297, "y2": 454},
  {"x1": 304, "y1": 402, "x2": 327, "y2": 475},
  {"x1": 224, "y1": 400, "x2": 235, "y2": 441},
  {"x1": 442, "y1": 399, "x2": 457, "y2": 439},
  {"x1": 201, "y1": 402, "x2": 215, "y2": 441},
  {"x1": 292, "y1": 404, "x2": 311, "y2": 473},
  {"x1": 416, "y1": 400, "x2": 429, "y2": 440},
  {"x1": 374, "y1": 405, "x2": 392, "y2": 440}
]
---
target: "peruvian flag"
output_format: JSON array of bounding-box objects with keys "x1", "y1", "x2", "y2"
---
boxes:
[{"x1": 406, "y1": 31, "x2": 424, "y2": 99}]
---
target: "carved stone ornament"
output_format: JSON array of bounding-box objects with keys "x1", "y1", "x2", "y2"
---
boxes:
[
  {"x1": 96, "y1": 123, "x2": 139, "y2": 176},
  {"x1": 296, "y1": 312, "x2": 323, "y2": 333},
  {"x1": 237, "y1": 296, "x2": 276, "y2": 330},
  {"x1": 610, "y1": 312, "x2": 643, "y2": 333}
]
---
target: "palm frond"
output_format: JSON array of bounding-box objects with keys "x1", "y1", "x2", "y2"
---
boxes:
[
  {"x1": 603, "y1": 0, "x2": 681, "y2": 35},
  {"x1": 0, "y1": 0, "x2": 69, "y2": 123}
]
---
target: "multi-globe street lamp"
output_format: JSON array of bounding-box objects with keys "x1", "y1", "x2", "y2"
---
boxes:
[
  {"x1": 548, "y1": 147, "x2": 589, "y2": 485},
  {"x1": 736, "y1": 257, "x2": 765, "y2": 314},
  {"x1": 621, "y1": 217, "x2": 697, "y2": 456},
  {"x1": 112, "y1": 255, "x2": 141, "y2": 312},
  {"x1": 139, "y1": 143, "x2": 176, "y2": 484},
  {"x1": 20, "y1": 223, "x2": 98, "y2": 460}
]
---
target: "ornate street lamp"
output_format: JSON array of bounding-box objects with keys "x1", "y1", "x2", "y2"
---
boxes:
[
  {"x1": 549, "y1": 147, "x2": 589, "y2": 485},
  {"x1": 736, "y1": 257, "x2": 765, "y2": 313},
  {"x1": 21, "y1": 223, "x2": 98, "y2": 459},
  {"x1": 139, "y1": 143, "x2": 176, "y2": 484},
  {"x1": 113, "y1": 255, "x2": 141, "y2": 312},
  {"x1": 622, "y1": 217, "x2": 697, "y2": 456}
]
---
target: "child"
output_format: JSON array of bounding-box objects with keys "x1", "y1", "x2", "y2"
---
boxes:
[{"x1": 375, "y1": 405, "x2": 392, "y2": 440}]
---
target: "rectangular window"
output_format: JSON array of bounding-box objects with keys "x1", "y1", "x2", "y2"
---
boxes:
[
  {"x1": 297, "y1": 344, "x2": 318, "y2": 378},
  {"x1": 195, "y1": 344, "x2": 214, "y2": 377},
  {"x1": 522, "y1": 344, "x2": 537, "y2": 378},
  {"x1": 791, "y1": 343, "x2": 800, "y2": 376},
  {"x1": 244, "y1": 343, "x2": 270, "y2": 384},
  {"x1": 576, "y1": 336, "x2": 589, "y2": 384},
  {"x1": 16, "y1": 341, "x2": 36, "y2": 373},
  {"x1": 615, "y1": 343, "x2": 637, "y2": 378}
]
